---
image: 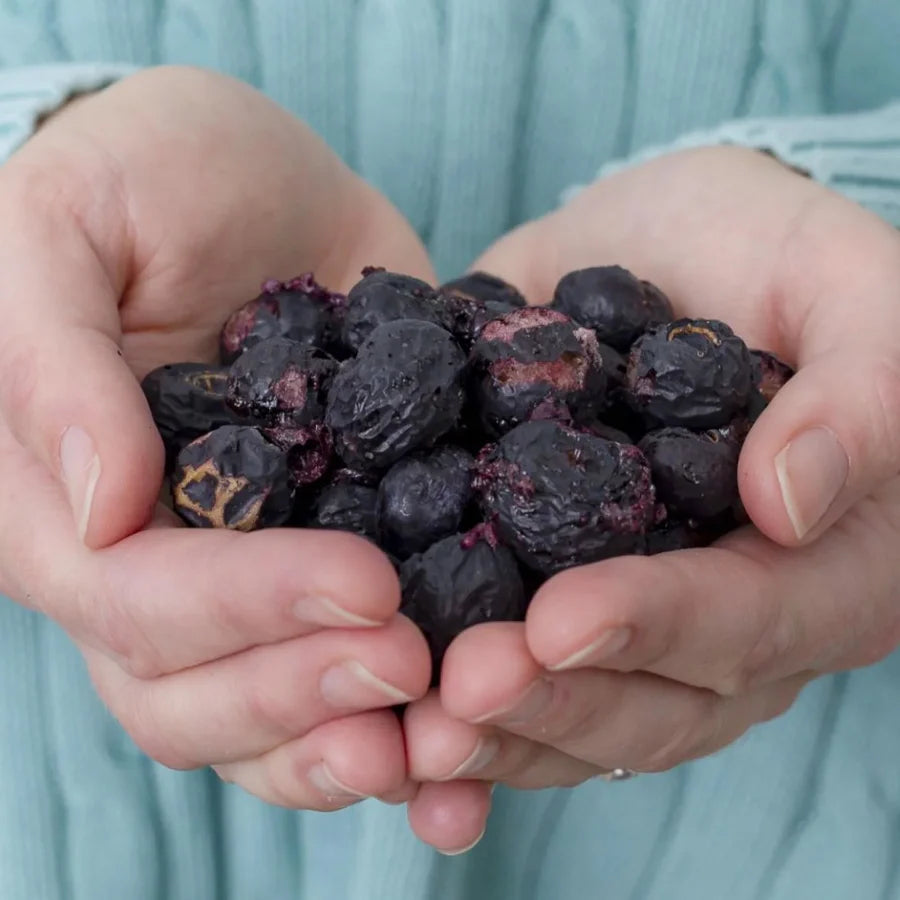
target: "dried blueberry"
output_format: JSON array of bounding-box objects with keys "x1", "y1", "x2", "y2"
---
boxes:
[
  {"x1": 263, "y1": 422, "x2": 333, "y2": 487},
  {"x1": 141, "y1": 363, "x2": 240, "y2": 471},
  {"x1": 641, "y1": 280, "x2": 675, "y2": 324},
  {"x1": 400, "y1": 528, "x2": 527, "y2": 682},
  {"x1": 643, "y1": 517, "x2": 716, "y2": 554},
  {"x1": 475, "y1": 420, "x2": 656, "y2": 574},
  {"x1": 435, "y1": 292, "x2": 522, "y2": 350},
  {"x1": 376, "y1": 446, "x2": 474, "y2": 558},
  {"x1": 307, "y1": 475, "x2": 379, "y2": 539},
  {"x1": 551, "y1": 266, "x2": 670, "y2": 350},
  {"x1": 341, "y1": 269, "x2": 443, "y2": 353},
  {"x1": 750, "y1": 349, "x2": 794, "y2": 403},
  {"x1": 638, "y1": 426, "x2": 740, "y2": 520},
  {"x1": 172, "y1": 425, "x2": 293, "y2": 530},
  {"x1": 220, "y1": 274, "x2": 345, "y2": 364},
  {"x1": 469, "y1": 307, "x2": 607, "y2": 438},
  {"x1": 326, "y1": 319, "x2": 466, "y2": 471},
  {"x1": 625, "y1": 319, "x2": 752, "y2": 429},
  {"x1": 226, "y1": 338, "x2": 338, "y2": 427},
  {"x1": 439, "y1": 271, "x2": 526, "y2": 308}
]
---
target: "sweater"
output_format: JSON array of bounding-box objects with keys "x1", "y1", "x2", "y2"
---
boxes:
[{"x1": 1, "y1": 3, "x2": 900, "y2": 898}]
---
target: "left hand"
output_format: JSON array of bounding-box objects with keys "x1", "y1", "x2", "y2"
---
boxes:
[{"x1": 402, "y1": 145, "x2": 900, "y2": 852}]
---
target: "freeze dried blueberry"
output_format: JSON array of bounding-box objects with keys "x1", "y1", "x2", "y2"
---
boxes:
[
  {"x1": 400, "y1": 529, "x2": 527, "y2": 682},
  {"x1": 641, "y1": 280, "x2": 675, "y2": 324},
  {"x1": 643, "y1": 517, "x2": 716, "y2": 554},
  {"x1": 326, "y1": 319, "x2": 466, "y2": 471},
  {"x1": 220, "y1": 273, "x2": 345, "y2": 363},
  {"x1": 308, "y1": 478, "x2": 379, "y2": 539},
  {"x1": 226, "y1": 338, "x2": 338, "y2": 427},
  {"x1": 750, "y1": 350, "x2": 794, "y2": 402},
  {"x1": 638, "y1": 427, "x2": 740, "y2": 520},
  {"x1": 376, "y1": 446, "x2": 474, "y2": 558},
  {"x1": 141, "y1": 363, "x2": 240, "y2": 471},
  {"x1": 439, "y1": 271, "x2": 526, "y2": 307},
  {"x1": 263, "y1": 422, "x2": 333, "y2": 487},
  {"x1": 341, "y1": 269, "x2": 442, "y2": 353},
  {"x1": 469, "y1": 307, "x2": 607, "y2": 438},
  {"x1": 551, "y1": 266, "x2": 668, "y2": 350},
  {"x1": 475, "y1": 420, "x2": 656, "y2": 575},
  {"x1": 172, "y1": 425, "x2": 293, "y2": 530},
  {"x1": 435, "y1": 292, "x2": 521, "y2": 349},
  {"x1": 625, "y1": 319, "x2": 752, "y2": 428}
]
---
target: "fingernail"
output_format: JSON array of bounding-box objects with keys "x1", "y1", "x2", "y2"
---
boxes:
[
  {"x1": 441, "y1": 737, "x2": 500, "y2": 780},
  {"x1": 60, "y1": 426, "x2": 101, "y2": 542},
  {"x1": 319, "y1": 660, "x2": 414, "y2": 709},
  {"x1": 307, "y1": 762, "x2": 368, "y2": 802},
  {"x1": 293, "y1": 596, "x2": 382, "y2": 628},
  {"x1": 438, "y1": 826, "x2": 486, "y2": 856},
  {"x1": 548, "y1": 626, "x2": 633, "y2": 671},
  {"x1": 472, "y1": 678, "x2": 553, "y2": 725},
  {"x1": 774, "y1": 427, "x2": 849, "y2": 539}
]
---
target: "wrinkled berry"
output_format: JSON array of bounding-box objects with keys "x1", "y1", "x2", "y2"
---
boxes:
[
  {"x1": 400, "y1": 528, "x2": 527, "y2": 682},
  {"x1": 551, "y1": 266, "x2": 671, "y2": 350},
  {"x1": 638, "y1": 427, "x2": 740, "y2": 520},
  {"x1": 625, "y1": 319, "x2": 752, "y2": 428},
  {"x1": 341, "y1": 269, "x2": 442, "y2": 353},
  {"x1": 307, "y1": 473, "x2": 379, "y2": 539},
  {"x1": 439, "y1": 271, "x2": 526, "y2": 308},
  {"x1": 435, "y1": 292, "x2": 522, "y2": 350},
  {"x1": 172, "y1": 425, "x2": 293, "y2": 530},
  {"x1": 475, "y1": 420, "x2": 656, "y2": 574},
  {"x1": 643, "y1": 517, "x2": 718, "y2": 554},
  {"x1": 326, "y1": 320, "x2": 466, "y2": 471},
  {"x1": 263, "y1": 422, "x2": 333, "y2": 487},
  {"x1": 751, "y1": 349, "x2": 794, "y2": 403},
  {"x1": 141, "y1": 363, "x2": 240, "y2": 471},
  {"x1": 376, "y1": 446, "x2": 474, "y2": 558},
  {"x1": 220, "y1": 274, "x2": 345, "y2": 363},
  {"x1": 641, "y1": 280, "x2": 675, "y2": 324},
  {"x1": 469, "y1": 307, "x2": 607, "y2": 438},
  {"x1": 227, "y1": 338, "x2": 338, "y2": 426}
]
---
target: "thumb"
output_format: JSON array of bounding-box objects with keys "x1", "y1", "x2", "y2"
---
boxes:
[{"x1": 0, "y1": 172, "x2": 163, "y2": 549}]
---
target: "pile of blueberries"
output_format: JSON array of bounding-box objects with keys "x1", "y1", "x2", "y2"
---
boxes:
[{"x1": 142, "y1": 266, "x2": 793, "y2": 679}]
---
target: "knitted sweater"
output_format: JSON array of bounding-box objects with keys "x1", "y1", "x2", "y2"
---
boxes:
[{"x1": 1, "y1": 3, "x2": 900, "y2": 898}]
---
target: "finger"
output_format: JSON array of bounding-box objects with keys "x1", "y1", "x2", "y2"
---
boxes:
[
  {"x1": 441, "y1": 624, "x2": 807, "y2": 772},
  {"x1": 0, "y1": 160, "x2": 162, "y2": 548},
  {"x1": 85, "y1": 614, "x2": 431, "y2": 768},
  {"x1": 213, "y1": 710, "x2": 410, "y2": 811},
  {"x1": 406, "y1": 781, "x2": 492, "y2": 856},
  {"x1": 526, "y1": 483, "x2": 900, "y2": 695},
  {"x1": 405, "y1": 692, "x2": 600, "y2": 788},
  {"x1": 90, "y1": 525, "x2": 403, "y2": 677},
  {"x1": 0, "y1": 427, "x2": 402, "y2": 675}
]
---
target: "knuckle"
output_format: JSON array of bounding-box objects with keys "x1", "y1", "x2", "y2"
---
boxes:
[
  {"x1": 716, "y1": 602, "x2": 793, "y2": 698},
  {"x1": 635, "y1": 694, "x2": 721, "y2": 773},
  {"x1": 83, "y1": 588, "x2": 166, "y2": 680},
  {"x1": 120, "y1": 692, "x2": 193, "y2": 770},
  {"x1": 242, "y1": 670, "x2": 303, "y2": 740},
  {"x1": 867, "y1": 355, "x2": 900, "y2": 465}
]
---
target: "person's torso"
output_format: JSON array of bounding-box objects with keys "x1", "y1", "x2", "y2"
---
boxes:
[{"x1": 3, "y1": 0, "x2": 898, "y2": 275}]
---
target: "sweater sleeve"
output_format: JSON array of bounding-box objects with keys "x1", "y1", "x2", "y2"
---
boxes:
[
  {"x1": 0, "y1": 63, "x2": 137, "y2": 164},
  {"x1": 562, "y1": 102, "x2": 900, "y2": 229}
]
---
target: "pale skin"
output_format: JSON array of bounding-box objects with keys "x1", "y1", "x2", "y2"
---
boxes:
[{"x1": 2, "y1": 66, "x2": 899, "y2": 855}]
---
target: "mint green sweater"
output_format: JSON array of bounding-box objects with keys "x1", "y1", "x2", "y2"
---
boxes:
[{"x1": 1, "y1": 3, "x2": 900, "y2": 899}]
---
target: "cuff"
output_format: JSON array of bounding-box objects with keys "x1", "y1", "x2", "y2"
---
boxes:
[
  {"x1": 0, "y1": 63, "x2": 138, "y2": 163},
  {"x1": 562, "y1": 102, "x2": 900, "y2": 229}
]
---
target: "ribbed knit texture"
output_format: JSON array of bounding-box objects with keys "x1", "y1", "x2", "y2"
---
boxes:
[{"x1": 1, "y1": 3, "x2": 900, "y2": 898}]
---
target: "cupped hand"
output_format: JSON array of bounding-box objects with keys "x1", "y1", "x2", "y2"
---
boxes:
[
  {"x1": 0, "y1": 66, "x2": 435, "y2": 812},
  {"x1": 404, "y1": 145, "x2": 900, "y2": 847}
]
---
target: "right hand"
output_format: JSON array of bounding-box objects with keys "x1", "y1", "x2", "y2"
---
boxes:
[{"x1": 0, "y1": 66, "x2": 433, "y2": 810}]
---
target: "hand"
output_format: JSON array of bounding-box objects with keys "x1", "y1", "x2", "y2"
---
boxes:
[
  {"x1": 0, "y1": 66, "x2": 435, "y2": 813},
  {"x1": 402, "y1": 145, "x2": 900, "y2": 849}
]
